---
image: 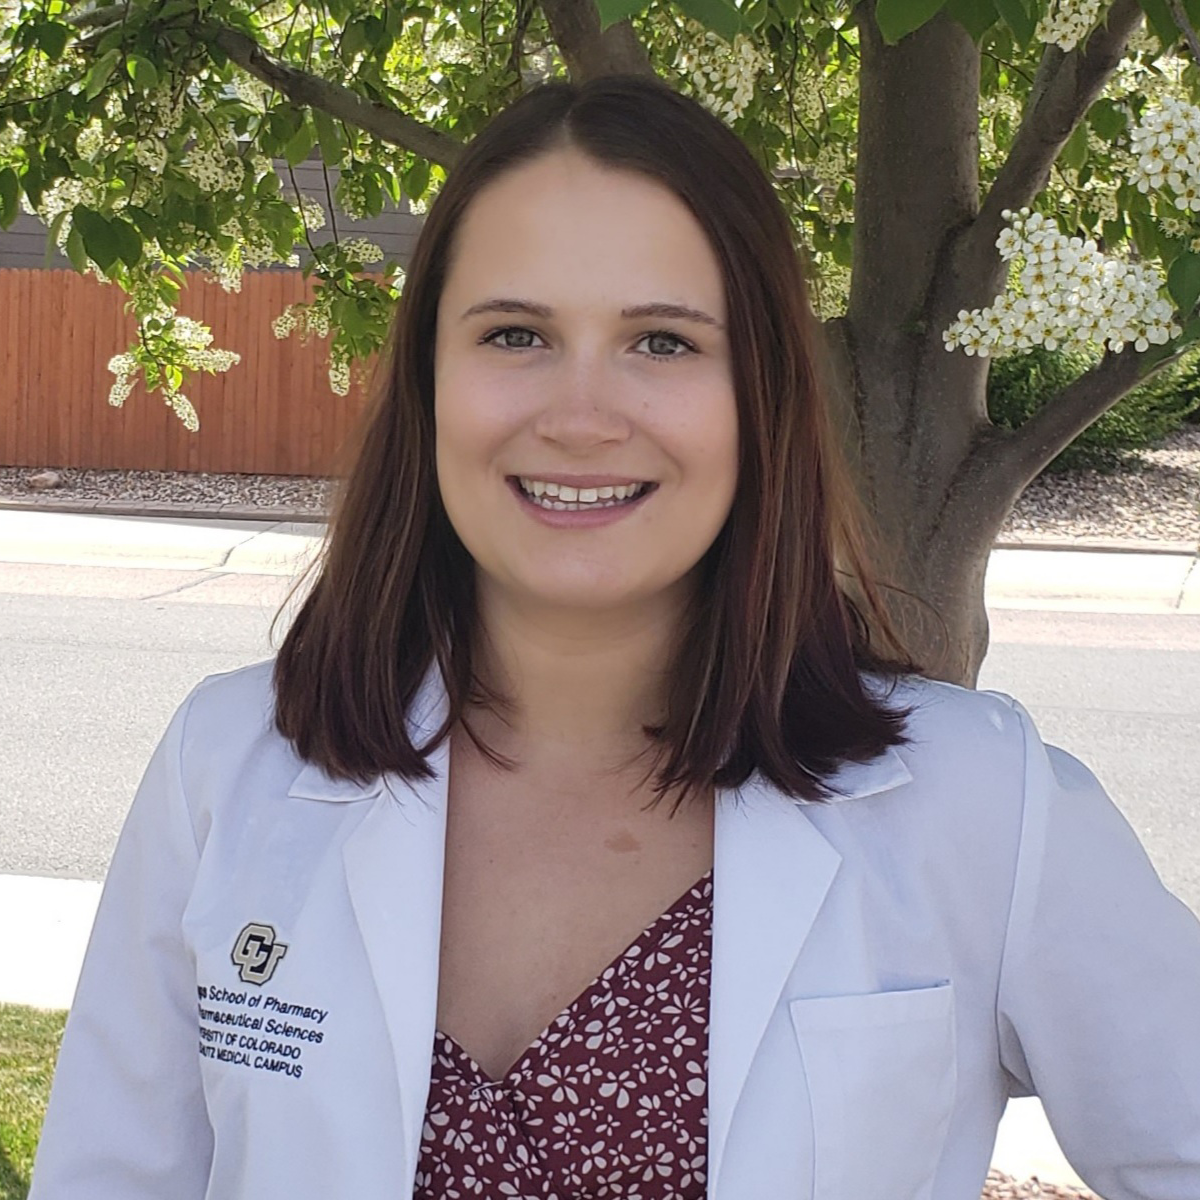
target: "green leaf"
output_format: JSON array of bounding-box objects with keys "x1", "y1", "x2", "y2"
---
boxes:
[
  {"x1": 1130, "y1": 209, "x2": 1159, "y2": 258},
  {"x1": 1168, "y1": 251, "x2": 1200, "y2": 314},
  {"x1": 595, "y1": 0, "x2": 648, "y2": 28},
  {"x1": 945, "y1": 0, "x2": 998, "y2": 41},
  {"x1": 403, "y1": 157, "x2": 430, "y2": 203},
  {"x1": 44, "y1": 209, "x2": 68, "y2": 263},
  {"x1": 284, "y1": 119, "x2": 317, "y2": 167},
  {"x1": 1136, "y1": 0, "x2": 1179, "y2": 46},
  {"x1": 122, "y1": 204, "x2": 158, "y2": 242},
  {"x1": 991, "y1": 0, "x2": 1034, "y2": 44},
  {"x1": 36, "y1": 20, "x2": 71, "y2": 61},
  {"x1": 312, "y1": 108, "x2": 345, "y2": 167},
  {"x1": 676, "y1": 0, "x2": 742, "y2": 42},
  {"x1": 84, "y1": 49, "x2": 122, "y2": 101},
  {"x1": 66, "y1": 223, "x2": 89, "y2": 274},
  {"x1": 1088, "y1": 98, "x2": 1127, "y2": 142},
  {"x1": 72, "y1": 205, "x2": 120, "y2": 272},
  {"x1": 1059, "y1": 122, "x2": 1089, "y2": 170},
  {"x1": 340, "y1": 18, "x2": 370, "y2": 60},
  {"x1": 831, "y1": 222, "x2": 854, "y2": 267},
  {"x1": 109, "y1": 215, "x2": 143, "y2": 268},
  {"x1": 0, "y1": 167, "x2": 18, "y2": 229},
  {"x1": 125, "y1": 55, "x2": 160, "y2": 89},
  {"x1": 875, "y1": 0, "x2": 950, "y2": 43}
]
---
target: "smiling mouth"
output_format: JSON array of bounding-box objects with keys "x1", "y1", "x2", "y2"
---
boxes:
[{"x1": 508, "y1": 478, "x2": 658, "y2": 510}]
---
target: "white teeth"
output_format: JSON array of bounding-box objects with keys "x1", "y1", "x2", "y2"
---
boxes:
[{"x1": 516, "y1": 477, "x2": 651, "y2": 510}]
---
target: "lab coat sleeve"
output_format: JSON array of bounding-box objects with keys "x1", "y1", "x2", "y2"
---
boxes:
[
  {"x1": 995, "y1": 698, "x2": 1200, "y2": 1200},
  {"x1": 29, "y1": 688, "x2": 213, "y2": 1200}
]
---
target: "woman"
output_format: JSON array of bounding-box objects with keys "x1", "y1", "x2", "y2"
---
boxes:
[{"x1": 31, "y1": 75, "x2": 1200, "y2": 1200}]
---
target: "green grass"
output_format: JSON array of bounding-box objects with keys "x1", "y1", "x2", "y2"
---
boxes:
[{"x1": 0, "y1": 1004, "x2": 66, "y2": 1200}]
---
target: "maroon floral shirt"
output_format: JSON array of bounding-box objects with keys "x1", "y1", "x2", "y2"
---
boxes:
[{"x1": 415, "y1": 869, "x2": 713, "y2": 1199}]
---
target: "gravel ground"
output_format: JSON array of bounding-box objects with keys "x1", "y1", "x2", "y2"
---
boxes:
[
  {"x1": 1, "y1": 426, "x2": 1197, "y2": 548},
  {"x1": 1002, "y1": 426, "x2": 1200, "y2": 545},
  {"x1": 982, "y1": 1171, "x2": 1097, "y2": 1199}
]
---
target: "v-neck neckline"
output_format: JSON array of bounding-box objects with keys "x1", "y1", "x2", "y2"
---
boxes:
[{"x1": 436, "y1": 866, "x2": 714, "y2": 1085}]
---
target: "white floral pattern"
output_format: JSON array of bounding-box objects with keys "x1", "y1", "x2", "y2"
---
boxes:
[{"x1": 416, "y1": 871, "x2": 713, "y2": 1199}]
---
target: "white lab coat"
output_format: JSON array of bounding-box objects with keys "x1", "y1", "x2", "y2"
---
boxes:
[{"x1": 30, "y1": 659, "x2": 1200, "y2": 1200}]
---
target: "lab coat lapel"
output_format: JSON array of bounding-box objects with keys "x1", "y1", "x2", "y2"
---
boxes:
[
  {"x1": 707, "y1": 776, "x2": 841, "y2": 1197},
  {"x1": 340, "y1": 662, "x2": 450, "y2": 1187}
]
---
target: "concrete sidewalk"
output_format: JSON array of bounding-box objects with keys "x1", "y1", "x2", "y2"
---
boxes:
[
  {"x1": 6, "y1": 508, "x2": 1193, "y2": 1194},
  {"x1": 1, "y1": 507, "x2": 1197, "y2": 611}
]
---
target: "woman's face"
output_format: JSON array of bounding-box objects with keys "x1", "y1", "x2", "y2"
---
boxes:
[{"x1": 434, "y1": 147, "x2": 739, "y2": 620}]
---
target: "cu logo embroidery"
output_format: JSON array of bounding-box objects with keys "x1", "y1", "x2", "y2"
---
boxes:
[{"x1": 231, "y1": 923, "x2": 288, "y2": 986}]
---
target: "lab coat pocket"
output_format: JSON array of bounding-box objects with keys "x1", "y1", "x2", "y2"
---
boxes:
[{"x1": 789, "y1": 982, "x2": 956, "y2": 1200}]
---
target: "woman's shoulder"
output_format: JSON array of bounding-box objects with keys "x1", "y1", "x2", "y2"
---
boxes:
[
  {"x1": 184, "y1": 657, "x2": 279, "y2": 736},
  {"x1": 848, "y1": 671, "x2": 1044, "y2": 825},
  {"x1": 170, "y1": 658, "x2": 298, "y2": 798}
]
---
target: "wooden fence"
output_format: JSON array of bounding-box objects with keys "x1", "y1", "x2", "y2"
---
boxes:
[{"x1": 0, "y1": 267, "x2": 370, "y2": 476}]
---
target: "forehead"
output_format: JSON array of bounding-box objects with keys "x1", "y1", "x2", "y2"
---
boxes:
[{"x1": 440, "y1": 149, "x2": 726, "y2": 314}]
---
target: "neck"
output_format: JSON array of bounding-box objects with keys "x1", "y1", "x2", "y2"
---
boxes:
[{"x1": 463, "y1": 578, "x2": 693, "y2": 772}]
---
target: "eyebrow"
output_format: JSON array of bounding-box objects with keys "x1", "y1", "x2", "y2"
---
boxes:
[{"x1": 459, "y1": 298, "x2": 724, "y2": 329}]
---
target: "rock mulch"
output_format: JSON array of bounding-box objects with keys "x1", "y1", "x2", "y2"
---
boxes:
[
  {"x1": 2, "y1": 428, "x2": 1197, "y2": 548},
  {"x1": 983, "y1": 1170, "x2": 1098, "y2": 1198},
  {"x1": 1001, "y1": 426, "x2": 1199, "y2": 545}
]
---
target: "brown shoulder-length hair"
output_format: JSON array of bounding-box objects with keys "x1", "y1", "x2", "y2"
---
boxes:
[{"x1": 274, "y1": 73, "x2": 917, "y2": 807}]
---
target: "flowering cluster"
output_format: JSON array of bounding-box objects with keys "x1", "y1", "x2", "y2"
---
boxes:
[
  {"x1": 107, "y1": 313, "x2": 240, "y2": 430},
  {"x1": 272, "y1": 297, "x2": 332, "y2": 341},
  {"x1": 295, "y1": 194, "x2": 327, "y2": 231},
  {"x1": 231, "y1": 73, "x2": 271, "y2": 112},
  {"x1": 74, "y1": 123, "x2": 110, "y2": 162},
  {"x1": 183, "y1": 140, "x2": 244, "y2": 193},
  {"x1": 328, "y1": 346, "x2": 352, "y2": 396},
  {"x1": 677, "y1": 23, "x2": 768, "y2": 121},
  {"x1": 142, "y1": 88, "x2": 189, "y2": 140},
  {"x1": 132, "y1": 138, "x2": 169, "y2": 173},
  {"x1": 342, "y1": 237, "x2": 384, "y2": 265},
  {"x1": 1035, "y1": 0, "x2": 1109, "y2": 51},
  {"x1": 944, "y1": 209, "x2": 1181, "y2": 357},
  {"x1": 336, "y1": 173, "x2": 372, "y2": 221},
  {"x1": 1129, "y1": 96, "x2": 1200, "y2": 210}
]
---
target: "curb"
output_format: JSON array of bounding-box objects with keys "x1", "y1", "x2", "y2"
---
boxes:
[
  {"x1": 0, "y1": 497, "x2": 326, "y2": 524},
  {"x1": 2, "y1": 495, "x2": 1197, "y2": 557}
]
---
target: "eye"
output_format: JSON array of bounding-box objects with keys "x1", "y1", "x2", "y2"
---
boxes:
[
  {"x1": 636, "y1": 330, "x2": 696, "y2": 360},
  {"x1": 479, "y1": 326, "x2": 544, "y2": 351}
]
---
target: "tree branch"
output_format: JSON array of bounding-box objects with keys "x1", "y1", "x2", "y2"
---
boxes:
[
  {"x1": 1167, "y1": 0, "x2": 1200, "y2": 64},
  {"x1": 981, "y1": 344, "x2": 1170, "y2": 488},
  {"x1": 70, "y1": 5, "x2": 465, "y2": 168},
  {"x1": 537, "y1": 0, "x2": 654, "y2": 81},
  {"x1": 975, "y1": 0, "x2": 1142, "y2": 238}
]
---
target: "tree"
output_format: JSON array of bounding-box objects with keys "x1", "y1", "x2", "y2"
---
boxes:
[{"x1": 3, "y1": 0, "x2": 1200, "y2": 682}]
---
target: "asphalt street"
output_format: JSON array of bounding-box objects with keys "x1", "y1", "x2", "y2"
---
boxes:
[{"x1": 2, "y1": 562, "x2": 1198, "y2": 919}]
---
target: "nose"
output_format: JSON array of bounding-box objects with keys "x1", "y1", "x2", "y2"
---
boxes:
[{"x1": 531, "y1": 348, "x2": 633, "y2": 450}]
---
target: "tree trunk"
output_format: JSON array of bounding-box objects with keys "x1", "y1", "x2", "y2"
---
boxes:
[{"x1": 819, "y1": 4, "x2": 1004, "y2": 685}]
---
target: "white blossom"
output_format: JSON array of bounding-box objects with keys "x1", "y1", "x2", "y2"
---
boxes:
[
  {"x1": 342, "y1": 237, "x2": 384, "y2": 264},
  {"x1": 1036, "y1": 0, "x2": 1110, "y2": 51},
  {"x1": 182, "y1": 139, "x2": 244, "y2": 192},
  {"x1": 943, "y1": 208, "x2": 1181, "y2": 358},
  {"x1": 1130, "y1": 97, "x2": 1200, "y2": 210},
  {"x1": 677, "y1": 23, "x2": 769, "y2": 122}
]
